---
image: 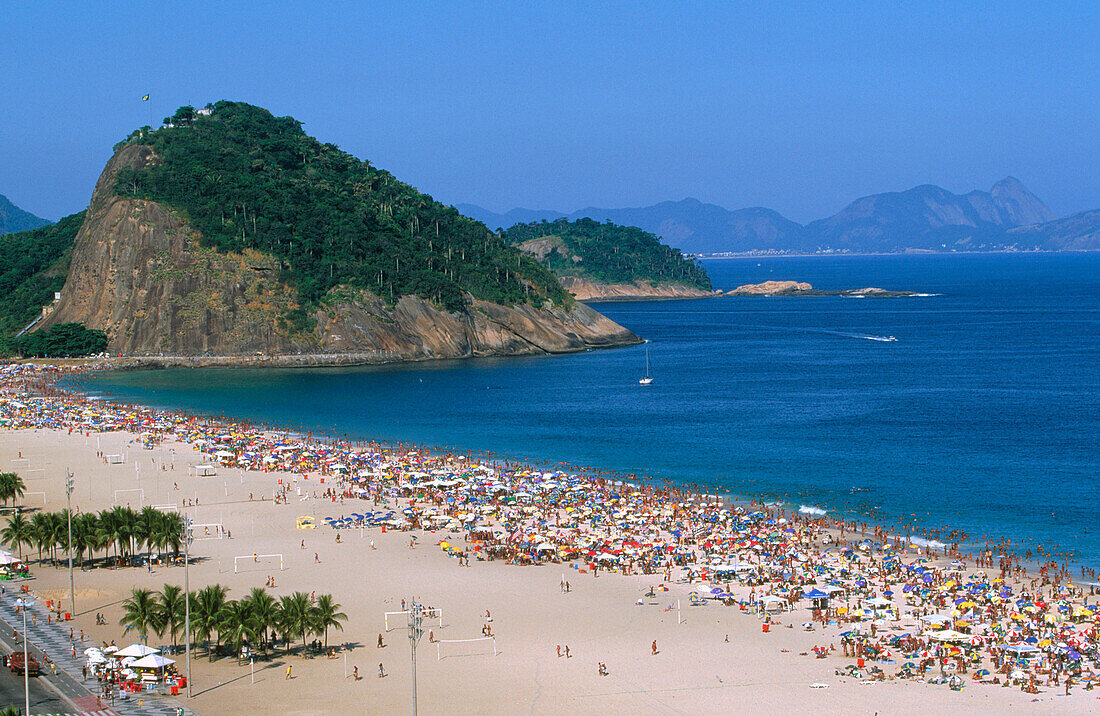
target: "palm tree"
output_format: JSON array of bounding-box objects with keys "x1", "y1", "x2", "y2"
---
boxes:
[
  {"x1": 0, "y1": 472, "x2": 26, "y2": 507},
  {"x1": 244, "y1": 588, "x2": 279, "y2": 657},
  {"x1": 115, "y1": 507, "x2": 137, "y2": 562},
  {"x1": 311, "y1": 594, "x2": 347, "y2": 649},
  {"x1": 158, "y1": 584, "x2": 186, "y2": 650},
  {"x1": 278, "y1": 592, "x2": 314, "y2": 654},
  {"x1": 29, "y1": 512, "x2": 52, "y2": 564},
  {"x1": 139, "y1": 506, "x2": 161, "y2": 558},
  {"x1": 194, "y1": 584, "x2": 229, "y2": 660},
  {"x1": 49, "y1": 511, "x2": 69, "y2": 564},
  {"x1": 218, "y1": 600, "x2": 256, "y2": 664},
  {"x1": 161, "y1": 512, "x2": 185, "y2": 557},
  {"x1": 1, "y1": 512, "x2": 32, "y2": 561},
  {"x1": 119, "y1": 588, "x2": 164, "y2": 645},
  {"x1": 73, "y1": 513, "x2": 101, "y2": 568}
]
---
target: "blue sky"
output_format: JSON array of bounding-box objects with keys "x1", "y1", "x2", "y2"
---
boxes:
[{"x1": 2, "y1": 1, "x2": 1097, "y2": 222}]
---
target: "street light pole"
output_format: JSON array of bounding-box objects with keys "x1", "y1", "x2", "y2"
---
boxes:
[
  {"x1": 183, "y1": 517, "x2": 193, "y2": 698},
  {"x1": 66, "y1": 470, "x2": 75, "y2": 617},
  {"x1": 407, "y1": 599, "x2": 423, "y2": 716}
]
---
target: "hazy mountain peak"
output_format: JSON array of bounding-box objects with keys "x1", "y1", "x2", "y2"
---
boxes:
[
  {"x1": 460, "y1": 176, "x2": 1091, "y2": 254},
  {"x1": 989, "y1": 176, "x2": 1054, "y2": 226},
  {"x1": 0, "y1": 193, "x2": 51, "y2": 235}
]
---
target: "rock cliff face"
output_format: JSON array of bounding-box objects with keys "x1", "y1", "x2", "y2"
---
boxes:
[
  {"x1": 558, "y1": 276, "x2": 715, "y2": 301},
  {"x1": 40, "y1": 146, "x2": 639, "y2": 359}
]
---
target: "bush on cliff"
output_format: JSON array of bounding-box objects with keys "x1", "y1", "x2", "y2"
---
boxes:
[{"x1": 15, "y1": 322, "x2": 107, "y2": 358}]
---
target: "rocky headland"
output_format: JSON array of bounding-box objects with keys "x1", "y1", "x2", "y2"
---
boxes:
[{"x1": 37, "y1": 144, "x2": 639, "y2": 362}]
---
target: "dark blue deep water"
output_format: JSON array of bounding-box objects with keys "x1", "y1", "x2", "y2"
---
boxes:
[{"x1": 78, "y1": 254, "x2": 1100, "y2": 564}]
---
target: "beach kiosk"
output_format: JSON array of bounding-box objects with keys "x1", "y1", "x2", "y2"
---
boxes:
[
  {"x1": 803, "y1": 588, "x2": 830, "y2": 609},
  {"x1": 195, "y1": 465, "x2": 217, "y2": 477}
]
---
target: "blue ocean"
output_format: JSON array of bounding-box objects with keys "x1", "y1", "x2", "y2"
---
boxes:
[{"x1": 77, "y1": 253, "x2": 1100, "y2": 566}]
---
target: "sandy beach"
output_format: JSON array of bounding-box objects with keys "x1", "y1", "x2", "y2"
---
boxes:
[{"x1": 0, "y1": 377, "x2": 1097, "y2": 714}]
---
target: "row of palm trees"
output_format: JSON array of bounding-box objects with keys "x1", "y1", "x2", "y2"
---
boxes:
[
  {"x1": 1, "y1": 506, "x2": 185, "y2": 567},
  {"x1": 0, "y1": 472, "x2": 26, "y2": 507},
  {"x1": 120, "y1": 584, "x2": 348, "y2": 661}
]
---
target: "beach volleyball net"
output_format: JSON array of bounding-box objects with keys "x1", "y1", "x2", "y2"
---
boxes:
[
  {"x1": 233, "y1": 553, "x2": 284, "y2": 573},
  {"x1": 384, "y1": 608, "x2": 443, "y2": 632},
  {"x1": 436, "y1": 637, "x2": 496, "y2": 660}
]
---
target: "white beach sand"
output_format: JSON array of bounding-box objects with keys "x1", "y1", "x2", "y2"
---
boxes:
[{"x1": 0, "y1": 427, "x2": 1093, "y2": 715}]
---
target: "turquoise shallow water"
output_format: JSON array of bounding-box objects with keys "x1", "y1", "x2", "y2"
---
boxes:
[{"x1": 78, "y1": 253, "x2": 1100, "y2": 565}]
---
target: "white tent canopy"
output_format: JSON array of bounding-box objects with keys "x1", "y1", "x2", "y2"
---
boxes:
[
  {"x1": 115, "y1": 643, "x2": 159, "y2": 658},
  {"x1": 130, "y1": 654, "x2": 176, "y2": 669}
]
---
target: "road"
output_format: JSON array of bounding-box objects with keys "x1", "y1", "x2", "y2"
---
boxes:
[{"x1": 0, "y1": 646, "x2": 72, "y2": 714}]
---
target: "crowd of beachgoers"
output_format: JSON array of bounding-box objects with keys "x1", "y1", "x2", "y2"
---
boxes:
[{"x1": 2, "y1": 361, "x2": 1100, "y2": 697}]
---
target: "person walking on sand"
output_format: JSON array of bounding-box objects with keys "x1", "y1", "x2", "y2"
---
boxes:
[
  {"x1": 378, "y1": 663, "x2": 385, "y2": 678},
  {"x1": 651, "y1": 640, "x2": 658, "y2": 656},
  {"x1": 565, "y1": 645, "x2": 570, "y2": 658},
  {"x1": 378, "y1": 633, "x2": 384, "y2": 648},
  {"x1": 285, "y1": 665, "x2": 292, "y2": 680},
  {"x1": 353, "y1": 665, "x2": 359, "y2": 680}
]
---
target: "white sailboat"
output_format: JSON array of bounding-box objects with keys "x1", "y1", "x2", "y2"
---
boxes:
[{"x1": 639, "y1": 344, "x2": 653, "y2": 385}]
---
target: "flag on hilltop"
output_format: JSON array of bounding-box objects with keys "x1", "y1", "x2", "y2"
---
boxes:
[{"x1": 142, "y1": 94, "x2": 150, "y2": 101}]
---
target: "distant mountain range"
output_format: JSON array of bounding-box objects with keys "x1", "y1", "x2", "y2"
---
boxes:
[
  {"x1": 0, "y1": 194, "x2": 50, "y2": 235},
  {"x1": 459, "y1": 177, "x2": 1100, "y2": 254}
]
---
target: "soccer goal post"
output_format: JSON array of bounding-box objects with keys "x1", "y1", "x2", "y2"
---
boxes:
[
  {"x1": 113, "y1": 488, "x2": 144, "y2": 507},
  {"x1": 384, "y1": 609, "x2": 443, "y2": 632},
  {"x1": 233, "y1": 553, "x2": 284, "y2": 573},
  {"x1": 436, "y1": 637, "x2": 496, "y2": 660},
  {"x1": 191, "y1": 522, "x2": 225, "y2": 540}
]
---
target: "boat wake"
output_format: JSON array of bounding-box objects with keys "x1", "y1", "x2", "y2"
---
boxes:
[{"x1": 728, "y1": 324, "x2": 897, "y2": 343}]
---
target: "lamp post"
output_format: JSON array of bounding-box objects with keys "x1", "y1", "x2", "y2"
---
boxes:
[
  {"x1": 66, "y1": 470, "x2": 75, "y2": 617},
  {"x1": 15, "y1": 597, "x2": 31, "y2": 716},
  {"x1": 407, "y1": 599, "x2": 423, "y2": 716},
  {"x1": 183, "y1": 517, "x2": 193, "y2": 698}
]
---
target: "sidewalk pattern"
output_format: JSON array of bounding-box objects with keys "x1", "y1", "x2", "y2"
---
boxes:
[{"x1": 0, "y1": 588, "x2": 194, "y2": 716}]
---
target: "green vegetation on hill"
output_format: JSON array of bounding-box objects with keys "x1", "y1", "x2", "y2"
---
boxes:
[
  {"x1": 14, "y1": 322, "x2": 107, "y2": 358},
  {"x1": 501, "y1": 218, "x2": 711, "y2": 290},
  {"x1": 114, "y1": 102, "x2": 568, "y2": 312},
  {"x1": 0, "y1": 211, "x2": 84, "y2": 355}
]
